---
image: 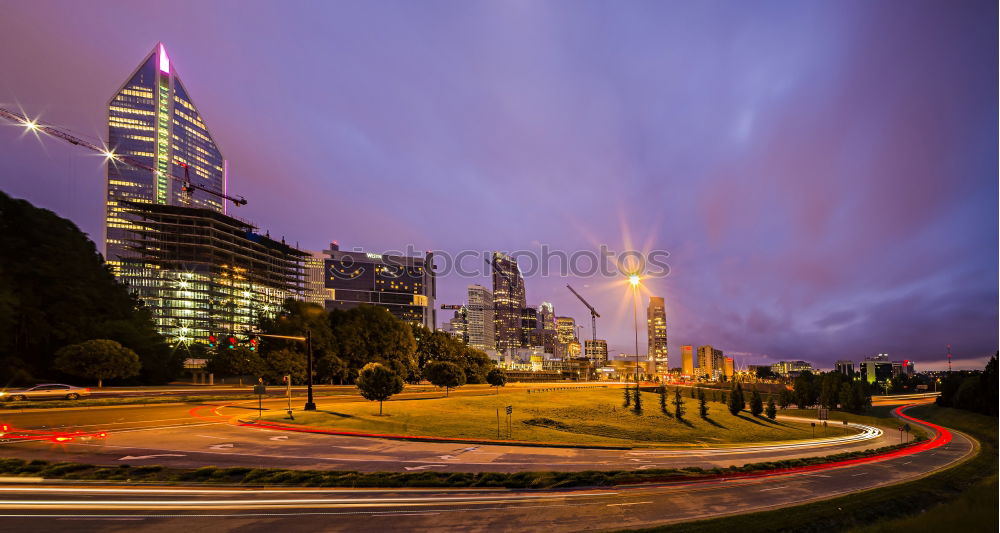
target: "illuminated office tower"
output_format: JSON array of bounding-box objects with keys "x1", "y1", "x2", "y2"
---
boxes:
[
  {"x1": 681, "y1": 345, "x2": 694, "y2": 377},
  {"x1": 555, "y1": 316, "x2": 577, "y2": 343},
  {"x1": 466, "y1": 284, "x2": 495, "y2": 352},
  {"x1": 104, "y1": 44, "x2": 303, "y2": 343},
  {"x1": 106, "y1": 43, "x2": 225, "y2": 264},
  {"x1": 492, "y1": 252, "x2": 525, "y2": 354},
  {"x1": 646, "y1": 296, "x2": 668, "y2": 375}
]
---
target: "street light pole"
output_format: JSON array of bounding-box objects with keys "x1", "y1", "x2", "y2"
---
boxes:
[
  {"x1": 629, "y1": 275, "x2": 641, "y2": 396},
  {"x1": 304, "y1": 329, "x2": 316, "y2": 411}
]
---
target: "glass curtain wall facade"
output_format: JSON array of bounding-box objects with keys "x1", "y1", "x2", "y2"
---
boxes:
[
  {"x1": 646, "y1": 296, "x2": 668, "y2": 375},
  {"x1": 491, "y1": 252, "x2": 525, "y2": 354}
]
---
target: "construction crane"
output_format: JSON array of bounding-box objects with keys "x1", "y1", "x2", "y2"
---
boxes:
[
  {"x1": 566, "y1": 284, "x2": 600, "y2": 343},
  {"x1": 0, "y1": 106, "x2": 247, "y2": 207}
]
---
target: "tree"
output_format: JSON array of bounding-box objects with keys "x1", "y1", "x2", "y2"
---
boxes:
[
  {"x1": 206, "y1": 346, "x2": 264, "y2": 386},
  {"x1": 727, "y1": 383, "x2": 744, "y2": 415},
  {"x1": 423, "y1": 361, "x2": 465, "y2": 396},
  {"x1": 765, "y1": 398, "x2": 778, "y2": 420},
  {"x1": 793, "y1": 371, "x2": 819, "y2": 408},
  {"x1": 659, "y1": 385, "x2": 669, "y2": 415},
  {"x1": 329, "y1": 305, "x2": 417, "y2": 381},
  {"x1": 633, "y1": 386, "x2": 643, "y2": 414},
  {"x1": 53, "y1": 339, "x2": 141, "y2": 388},
  {"x1": 673, "y1": 387, "x2": 685, "y2": 419},
  {"x1": 486, "y1": 368, "x2": 507, "y2": 394},
  {"x1": 623, "y1": 386, "x2": 631, "y2": 407},
  {"x1": 316, "y1": 354, "x2": 350, "y2": 384},
  {"x1": 749, "y1": 389, "x2": 764, "y2": 417},
  {"x1": 263, "y1": 348, "x2": 306, "y2": 383},
  {"x1": 0, "y1": 192, "x2": 173, "y2": 384},
  {"x1": 698, "y1": 388, "x2": 709, "y2": 418},
  {"x1": 778, "y1": 388, "x2": 793, "y2": 409},
  {"x1": 356, "y1": 362, "x2": 404, "y2": 415}
]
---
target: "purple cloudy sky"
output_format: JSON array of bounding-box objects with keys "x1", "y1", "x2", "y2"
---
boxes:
[{"x1": 0, "y1": 1, "x2": 995, "y2": 370}]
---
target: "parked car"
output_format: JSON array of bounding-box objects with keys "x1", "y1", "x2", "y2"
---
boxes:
[{"x1": 0, "y1": 384, "x2": 92, "y2": 401}]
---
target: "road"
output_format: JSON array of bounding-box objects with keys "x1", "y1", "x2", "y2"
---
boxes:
[
  {"x1": 0, "y1": 395, "x2": 899, "y2": 473},
  {"x1": 0, "y1": 403, "x2": 972, "y2": 532}
]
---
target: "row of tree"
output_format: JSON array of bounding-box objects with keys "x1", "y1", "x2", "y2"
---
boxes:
[
  {"x1": 0, "y1": 191, "x2": 179, "y2": 386},
  {"x1": 936, "y1": 356, "x2": 997, "y2": 415},
  {"x1": 791, "y1": 371, "x2": 871, "y2": 412},
  {"x1": 205, "y1": 300, "x2": 499, "y2": 388}
]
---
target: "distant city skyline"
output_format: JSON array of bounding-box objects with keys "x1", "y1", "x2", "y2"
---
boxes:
[{"x1": 0, "y1": 1, "x2": 995, "y2": 370}]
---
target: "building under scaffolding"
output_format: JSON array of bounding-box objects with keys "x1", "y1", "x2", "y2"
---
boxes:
[{"x1": 115, "y1": 201, "x2": 306, "y2": 342}]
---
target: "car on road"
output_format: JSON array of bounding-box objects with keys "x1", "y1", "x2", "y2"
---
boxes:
[{"x1": 0, "y1": 384, "x2": 92, "y2": 401}]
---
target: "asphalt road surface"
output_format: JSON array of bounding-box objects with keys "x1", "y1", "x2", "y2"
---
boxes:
[
  {"x1": 0, "y1": 402, "x2": 972, "y2": 532},
  {"x1": 0, "y1": 395, "x2": 902, "y2": 473}
]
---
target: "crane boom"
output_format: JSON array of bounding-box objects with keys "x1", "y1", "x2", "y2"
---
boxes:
[
  {"x1": 0, "y1": 107, "x2": 247, "y2": 207},
  {"x1": 566, "y1": 284, "x2": 600, "y2": 343}
]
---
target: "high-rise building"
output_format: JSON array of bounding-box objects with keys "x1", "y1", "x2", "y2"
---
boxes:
[
  {"x1": 835, "y1": 360, "x2": 855, "y2": 376},
  {"x1": 724, "y1": 357, "x2": 735, "y2": 380},
  {"x1": 106, "y1": 44, "x2": 303, "y2": 343},
  {"x1": 537, "y1": 302, "x2": 558, "y2": 354},
  {"x1": 491, "y1": 252, "x2": 525, "y2": 354},
  {"x1": 106, "y1": 43, "x2": 226, "y2": 264},
  {"x1": 585, "y1": 339, "x2": 609, "y2": 367},
  {"x1": 303, "y1": 250, "x2": 328, "y2": 305},
  {"x1": 520, "y1": 307, "x2": 540, "y2": 347},
  {"x1": 859, "y1": 354, "x2": 893, "y2": 383},
  {"x1": 321, "y1": 244, "x2": 436, "y2": 329},
  {"x1": 466, "y1": 284, "x2": 495, "y2": 352},
  {"x1": 555, "y1": 316, "x2": 577, "y2": 343},
  {"x1": 117, "y1": 202, "x2": 306, "y2": 341},
  {"x1": 697, "y1": 345, "x2": 725, "y2": 380},
  {"x1": 444, "y1": 308, "x2": 467, "y2": 343},
  {"x1": 681, "y1": 345, "x2": 694, "y2": 377},
  {"x1": 646, "y1": 296, "x2": 667, "y2": 375}
]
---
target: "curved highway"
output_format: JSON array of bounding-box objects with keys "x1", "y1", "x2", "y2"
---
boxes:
[
  {"x1": 1, "y1": 395, "x2": 898, "y2": 473},
  {"x1": 0, "y1": 403, "x2": 973, "y2": 532}
]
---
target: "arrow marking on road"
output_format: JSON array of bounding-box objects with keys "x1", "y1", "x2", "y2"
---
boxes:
[
  {"x1": 437, "y1": 455, "x2": 455, "y2": 460},
  {"x1": 117, "y1": 454, "x2": 186, "y2": 461},
  {"x1": 208, "y1": 443, "x2": 235, "y2": 450},
  {"x1": 404, "y1": 465, "x2": 447, "y2": 471},
  {"x1": 268, "y1": 436, "x2": 289, "y2": 441}
]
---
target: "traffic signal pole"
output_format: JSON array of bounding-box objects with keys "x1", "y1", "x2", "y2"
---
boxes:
[{"x1": 305, "y1": 329, "x2": 316, "y2": 411}]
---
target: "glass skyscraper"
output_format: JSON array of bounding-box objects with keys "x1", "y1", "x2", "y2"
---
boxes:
[
  {"x1": 104, "y1": 44, "x2": 303, "y2": 344},
  {"x1": 106, "y1": 43, "x2": 225, "y2": 264}
]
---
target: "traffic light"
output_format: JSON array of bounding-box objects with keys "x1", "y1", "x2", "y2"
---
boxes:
[
  {"x1": 207, "y1": 334, "x2": 217, "y2": 348},
  {"x1": 248, "y1": 337, "x2": 258, "y2": 351},
  {"x1": 227, "y1": 335, "x2": 237, "y2": 349}
]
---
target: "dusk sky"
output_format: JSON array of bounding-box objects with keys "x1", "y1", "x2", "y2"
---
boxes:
[{"x1": 0, "y1": 1, "x2": 995, "y2": 370}]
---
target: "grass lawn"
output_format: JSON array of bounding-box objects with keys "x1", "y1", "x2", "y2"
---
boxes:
[{"x1": 258, "y1": 387, "x2": 849, "y2": 446}]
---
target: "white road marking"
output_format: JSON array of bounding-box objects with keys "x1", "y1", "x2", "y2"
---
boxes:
[
  {"x1": 208, "y1": 443, "x2": 234, "y2": 450},
  {"x1": 404, "y1": 465, "x2": 447, "y2": 471},
  {"x1": 117, "y1": 454, "x2": 186, "y2": 461},
  {"x1": 851, "y1": 472, "x2": 867, "y2": 476},
  {"x1": 606, "y1": 501, "x2": 652, "y2": 507},
  {"x1": 758, "y1": 485, "x2": 789, "y2": 491},
  {"x1": 269, "y1": 436, "x2": 289, "y2": 441}
]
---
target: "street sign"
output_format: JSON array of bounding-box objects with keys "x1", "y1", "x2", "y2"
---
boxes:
[
  {"x1": 253, "y1": 385, "x2": 267, "y2": 395},
  {"x1": 505, "y1": 405, "x2": 512, "y2": 415}
]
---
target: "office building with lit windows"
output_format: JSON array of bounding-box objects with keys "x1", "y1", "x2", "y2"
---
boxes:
[
  {"x1": 106, "y1": 43, "x2": 226, "y2": 264},
  {"x1": 680, "y1": 345, "x2": 694, "y2": 377},
  {"x1": 303, "y1": 250, "x2": 328, "y2": 305},
  {"x1": 117, "y1": 201, "x2": 306, "y2": 341},
  {"x1": 466, "y1": 284, "x2": 495, "y2": 352},
  {"x1": 106, "y1": 44, "x2": 302, "y2": 343},
  {"x1": 584, "y1": 339, "x2": 609, "y2": 367},
  {"x1": 697, "y1": 345, "x2": 725, "y2": 380},
  {"x1": 646, "y1": 296, "x2": 668, "y2": 375},
  {"x1": 492, "y1": 252, "x2": 525, "y2": 354},
  {"x1": 321, "y1": 243, "x2": 436, "y2": 329}
]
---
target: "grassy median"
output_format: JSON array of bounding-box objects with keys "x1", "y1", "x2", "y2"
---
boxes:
[{"x1": 256, "y1": 387, "x2": 853, "y2": 446}]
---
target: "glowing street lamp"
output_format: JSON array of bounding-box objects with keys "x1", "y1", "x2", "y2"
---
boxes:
[{"x1": 628, "y1": 273, "x2": 641, "y2": 397}]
